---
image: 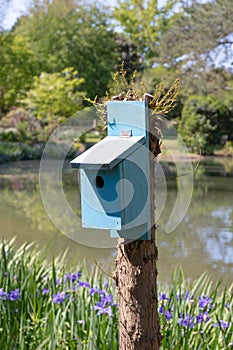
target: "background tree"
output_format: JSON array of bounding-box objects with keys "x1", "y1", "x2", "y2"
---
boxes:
[
  {"x1": 15, "y1": 0, "x2": 119, "y2": 98},
  {"x1": 1, "y1": 0, "x2": 232, "y2": 155},
  {"x1": 0, "y1": 32, "x2": 35, "y2": 116},
  {"x1": 158, "y1": 0, "x2": 233, "y2": 95},
  {"x1": 179, "y1": 95, "x2": 233, "y2": 155},
  {"x1": 113, "y1": 0, "x2": 177, "y2": 65},
  {"x1": 114, "y1": 34, "x2": 144, "y2": 77}
]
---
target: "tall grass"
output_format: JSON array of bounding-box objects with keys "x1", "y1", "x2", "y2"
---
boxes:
[
  {"x1": 158, "y1": 270, "x2": 233, "y2": 349},
  {"x1": 0, "y1": 240, "x2": 118, "y2": 350},
  {"x1": 0, "y1": 241, "x2": 232, "y2": 349}
]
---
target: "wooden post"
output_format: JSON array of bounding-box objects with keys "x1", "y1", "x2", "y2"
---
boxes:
[{"x1": 113, "y1": 117, "x2": 161, "y2": 349}]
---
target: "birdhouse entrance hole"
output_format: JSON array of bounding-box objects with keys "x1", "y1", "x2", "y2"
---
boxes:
[{"x1": 96, "y1": 175, "x2": 104, "y2": 189}]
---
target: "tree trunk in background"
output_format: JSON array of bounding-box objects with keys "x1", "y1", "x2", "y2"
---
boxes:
[{"x1": 113, "y1": 119, "x2": 161, "y2": 350}]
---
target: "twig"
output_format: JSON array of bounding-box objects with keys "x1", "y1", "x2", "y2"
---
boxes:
[{"x1": 94, "y1": 259, "x2": 113, "y2": 279}]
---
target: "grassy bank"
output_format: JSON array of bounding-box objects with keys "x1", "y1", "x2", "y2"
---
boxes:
[
  {"x1": 160, "y1": 139, "x2": 233, "y2": 160},
  {"x1": 0, "y1": 137, "x2": 232, "y2": 165},
  {"x1": 0, "y1": 141, "x2": 78, "y2": 164},
  {"x1": 0, "y1": 241, "x2": 232, "y2": 349}
]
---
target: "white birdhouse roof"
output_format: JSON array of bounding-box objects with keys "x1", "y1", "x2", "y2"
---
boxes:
[{"x1": 71, "y1": 135, "x2": 145, "y2": 170}]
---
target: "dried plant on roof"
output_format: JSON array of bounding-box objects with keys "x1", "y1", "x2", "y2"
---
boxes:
[{"x1": 86, "y1": 63, "x2": 180, "y2": 136}]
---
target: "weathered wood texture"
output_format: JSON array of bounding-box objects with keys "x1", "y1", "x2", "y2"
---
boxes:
[{"x1": 113, "y1": 118, "x2": 162, "y2": 349}]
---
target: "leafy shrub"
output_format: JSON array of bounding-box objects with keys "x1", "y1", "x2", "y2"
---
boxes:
[
  {"x1": 21, "y1": 68, "x2": 85, "y2": 121},
  {"x1": 0, "y1": 141, "x2": 78, "y2": 164},
  {"x1": 0, "y1": 142, "x2": 44, "y2": 163},
  {"x1": 0, "y1": 107, "x2": 39, "y2": 143},
  {"x1": 179, "y1": 95, "x2": 233, "y2": 155}
]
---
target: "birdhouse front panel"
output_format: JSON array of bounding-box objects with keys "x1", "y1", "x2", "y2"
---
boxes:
[{"x1": 80, "y1": 166, "x2": 124, "y2": 230}]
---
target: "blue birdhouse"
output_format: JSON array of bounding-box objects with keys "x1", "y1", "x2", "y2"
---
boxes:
[{"x1": 71, "y1": 101, "x2": 151, "y2": 240}]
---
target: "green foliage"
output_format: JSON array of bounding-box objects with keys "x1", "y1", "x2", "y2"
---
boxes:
[
  {"x1": 0, "y1": 241, "x2": 118, "y2": 349},
  {"x1": 160, "y1": 0, "x2": 233, "y2": 64},
  {"x1": 149, "y1": 77, "x2": 180, "y2": 115},
  {"x1": 215, "y1": 141, "x2": 233, "y2": 158},
  {"x1": 1, "y1": 0, "x2": 232, "y2": 153},
  {"x1": 0, "y1": 107, "x2": 39, "y2": 143},
  {"x1": 141, "y1": 65, "x2": 179, "y2": 92},
  {"x1": 0, "y1": 32, "x2": 35, "y2": 116},
  {"x1": 159, "y1": 270, "x2": 233, "y2": 349},
  {"x1": 0, "y1": 242, "x2": 232, "y2": 349},
  {"x1": 15, "y1": 0, "x2": 119, "y2": 99},
  {"x1": 0, "y1": 142, "x2": 44, "y2": 163},
  {"x1": 20, "y1": 68, "x2": 85, "y2": 141},
  {"x1": 159, "y1": 0, "x2": 233, "y2": 95},
  {"x1": 179, "y1": 95, "x2": 233, "y2": 155},
  {"x1": 108, "y1": 65, "x2": 146, "y2": 99},
  {"x1": 0, "y1": 140, "x2": 79, "y2": 164},
  {"x1": 87, "y1": 64, "x2": 180, "y2": 131},
  {"x1": 114, "y1": 0, "x2": 177, "y2": 63},
  {"x1": 114, "y1": 34, "x2": 144, "y2": 76},
  {"x1": 22, "y1": 68, "x2": 84, "y2": 120}
]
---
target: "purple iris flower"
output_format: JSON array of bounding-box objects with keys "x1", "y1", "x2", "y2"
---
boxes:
[
  {"x1": 78, "y1": 281, "x2": 90, "y2": 288},
  {"x1": 159, "y1": 293, "x2": 169, "y2": 301},
  {"x1": 212, "y1": 320, "x2": 230, "y2": 329},
  {"x1": 9, "y1": 289, "x2": 20, "y2": 301},
  {"x1": 165, "y1": 310, "x2": 172, "y2": 321},
  {"x1": 42, "y1": 288, "x2": 49, "y2": 295},
  {"x1": 101, "y1": 293, "x2": 113, "y2": 305},
  {"x1": 198, "y1": 295, "x2": 212, "y2": 309},
  {"x1": 196, "y1": 311, "x2": 209, "y2": 324},
  {"x1": 56, "y1": 278, "x2": 61, "y2": 286},
  {"x1": 52, "y1": 291, "x2": 69, "y2": 304},
  {"x1": 64, "y1": 272, "x2": 81, "y2": 283},
  {"x1": 94, "y1": 304, "x2": 113, "y2": 317},
  {"x1": 185, "y1": 291, "x2": 191, "y2": 300},
  {"x1": 159, "y1": 306, "x2": 164, "y2": 314},
  {"x1": 178, "y1": 314, "x2": 195, "y2": 328},
  {"x1": 90, "y1": 286, "x2": 102, "y2": 296},
  {"x1": 0, "y1": 288, "x2": 8, "y2": 300}
]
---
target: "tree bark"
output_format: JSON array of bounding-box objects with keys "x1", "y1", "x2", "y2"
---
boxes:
[{"x1": 113, "y1": 119, "x2": 161, "y2": 350}]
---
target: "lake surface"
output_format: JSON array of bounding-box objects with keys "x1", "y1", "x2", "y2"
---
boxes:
[{"x1": 0, "y1": 157, "x2": 232, "y2": 286}]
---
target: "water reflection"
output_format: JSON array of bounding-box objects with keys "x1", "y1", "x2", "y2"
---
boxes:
[
  {"x1": 0, "y1": 158, "x2": 232, "y2": 286},
  {"x1": 156, "y1": 159, "x2": 233, "y2": 285}
]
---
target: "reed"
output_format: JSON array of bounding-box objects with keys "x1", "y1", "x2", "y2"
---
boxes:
[
  {"x1": 0, "y1": 240, "x2": 118, "y2": 350},
  {"x1": 0, "y1": 241, "x2": 232, "y2": 349}
]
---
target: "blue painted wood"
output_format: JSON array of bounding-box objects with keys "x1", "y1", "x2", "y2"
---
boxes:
[
  {"x1": 121, "y1": 144, "x2": 151, "y2": 230},
  {"x1": 71, "y1": 100, "x2": 151, "y2": 240},
  {"x1": 80, "y1": 167, "x2": 123, "y2": 229},
  {"x1": 110, "y1": 224, "x2": 150, "y2": 240},
  {"x1": 107, "y1": 101, "x2": 148, "y2": 139}
]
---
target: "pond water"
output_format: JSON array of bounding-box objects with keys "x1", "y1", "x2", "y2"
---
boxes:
[{"x1": 0, "y1": 157, "x2": 232, "y2": 286}]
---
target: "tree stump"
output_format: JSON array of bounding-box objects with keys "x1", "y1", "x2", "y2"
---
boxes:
[{"x1": 113, "y1": 118, "x2": 162, "y2": 349}]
